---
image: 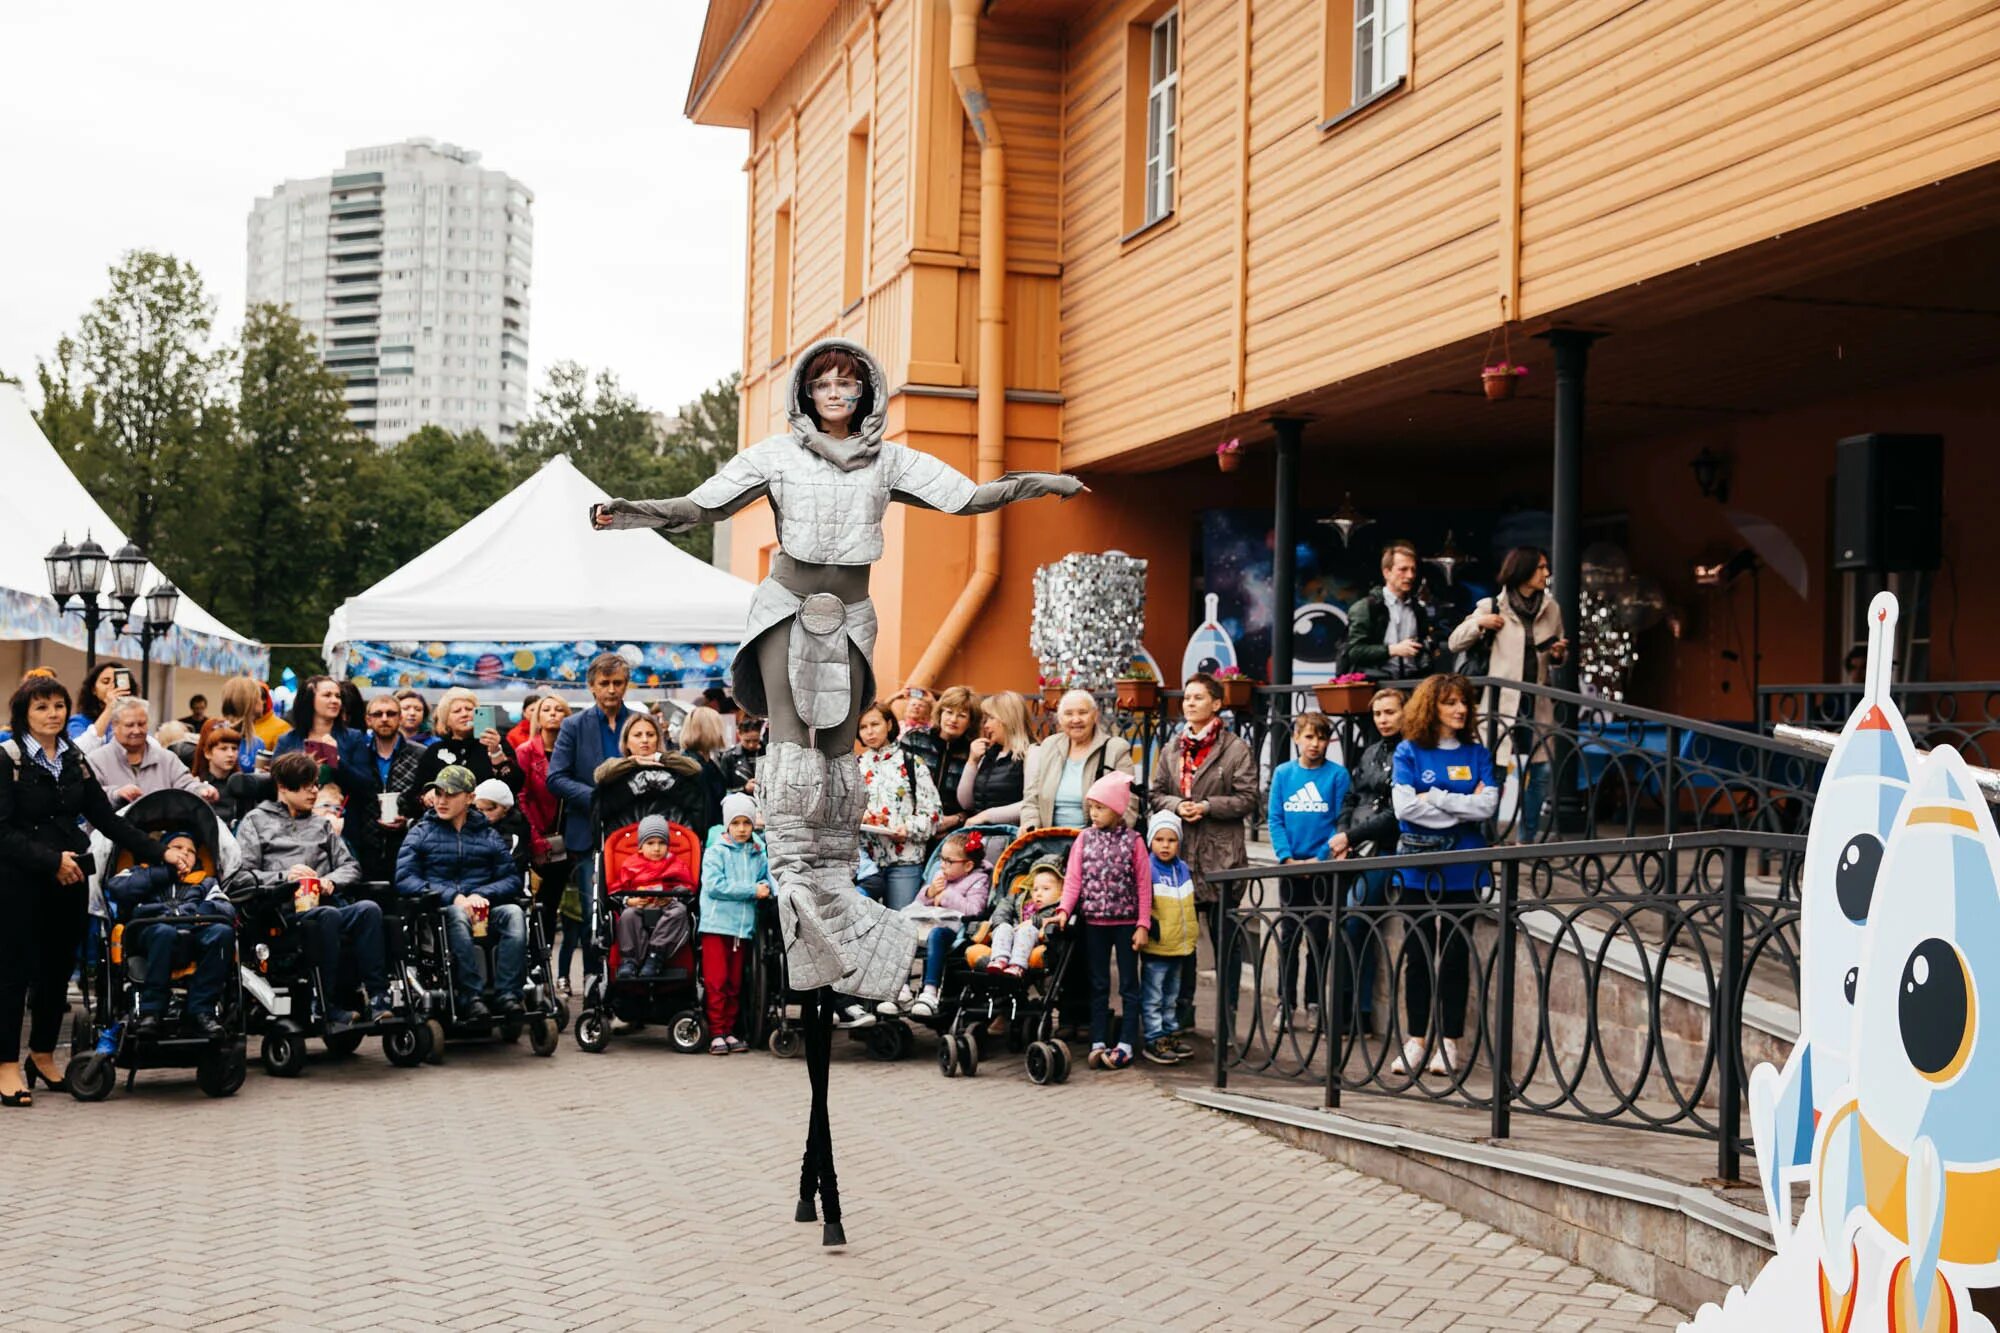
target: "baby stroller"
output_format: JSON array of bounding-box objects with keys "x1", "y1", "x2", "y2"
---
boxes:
[
  {"x1": 573, "y1": 773, "x2": 710, "y2": 1054},
  {"x1": 942, "y1": 827, "x2": 1086, "y2": 1085},
  {"x1": 71, "y1": 789, "x2": 248, "y2": 1099},
  {"x1": 864, "y1": 824, "x2": 1015, "y2": 1074}
]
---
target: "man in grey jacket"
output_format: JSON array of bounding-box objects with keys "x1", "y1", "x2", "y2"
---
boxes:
[{"x1": 229, "y1": 752, "x2": 392, "y2": 1026}]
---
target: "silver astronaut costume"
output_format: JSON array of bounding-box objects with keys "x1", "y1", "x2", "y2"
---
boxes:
[{"x1": 595, "y1": 336, "x2": 1080, "y2": 1244}]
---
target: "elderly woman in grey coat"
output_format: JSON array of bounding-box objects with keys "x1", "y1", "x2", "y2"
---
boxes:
[
  {"x1": 1148, "y1": 672, "x2": 1258, "y2": 1034},
  {"x1": 1020, "y1": 689, "x2": 1137, "y2": 831}
]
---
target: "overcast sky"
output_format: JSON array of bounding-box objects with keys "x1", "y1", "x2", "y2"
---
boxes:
[{"x1": 0, "y1": 1, "x2": 746, "y2": 415}]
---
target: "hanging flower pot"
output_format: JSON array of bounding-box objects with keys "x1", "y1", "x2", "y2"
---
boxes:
[
  {"x1": 1314, "y1": 676, "x2": 1375, "y2": 715},
  {"x1": 1216, "y1": 437, "x2": 1244, "y2": 473},
  {"x1": 1482, "y1": 363, "x2": 1528, "y2": 401}
]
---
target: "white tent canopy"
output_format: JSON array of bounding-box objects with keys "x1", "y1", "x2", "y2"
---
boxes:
[
  {"x1": 324, "y1": 453, "x2": 755, "y2": 656},
  {"x1": 0, "y1": 384, "x2": 266, "y2": 670}
]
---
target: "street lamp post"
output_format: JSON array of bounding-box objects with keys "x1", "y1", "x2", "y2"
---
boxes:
[
  {"x1": 44, "y1": 533, "x2": 174, "y2": 684},
  {"x1": 136, "y1": 579, "x2": 181, "y2": 695}
]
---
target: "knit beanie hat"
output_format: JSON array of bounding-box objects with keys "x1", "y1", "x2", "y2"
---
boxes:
[
  {"x1": 721, "y1": 793, "x2": 757, "y2": 827},
  {"x1": 1084, "y1": 770, "x2": 1133, "y2": 818},
  {"x1": 473, "y1": 778, "x2": 515, "y2": 809},
  {"x1": 1147, "y1": 810, "x2": 1183, "y2": 843},
  {"x1": 637, "y1": 814, "x2": 672, "y2": 846}
]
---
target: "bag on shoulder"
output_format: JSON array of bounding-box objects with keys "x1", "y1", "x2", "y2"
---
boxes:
[{"x1": 1452, "y1": 600, "x2": 1496, "y2": 677}]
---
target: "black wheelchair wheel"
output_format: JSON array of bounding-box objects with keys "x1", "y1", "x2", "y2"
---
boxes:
[
  {"x1": 553, "y1": 998, "x2": 572, "y2": 1034},
  {"x1": 1025, "y1": 1041, "x2": 1054, "y2": 1086},
  {"x1": 66, "y1": 1053, "x2": 116, "y2": 1102},
  {"x1": 196, "y1": 1043, "x2": 247, "y2": 1098},
  {"x1": 958, "y1": 1032, "x2": 980, "y2": 1078},
  {"x1": 864, "y1": 1023, "x2": 903, "y2": 1062},
  {"x1": 528, "y1": 1017, "x2": 559, "y2": 1057},
  {"x1": 574, "y1": 1011, "x2": 611, "y2": 1053},
  {"x1": 261, "y1": 1028, "x2": 307, "y2": 1078},
  {"x1": 937, "y1": 1035, "x2": 959, "y2": 1078},
  {"x1": 424, "y1": 1018, "x2": 447, "y2": 1064},
  {"x1": 383, "y1": 1023, "x2": 427, "y2": 1068},
  {"x1": 768, "y1": 1025, "x2": 802, "y2": 1059},
  {"x1": 1049, "y1": 1038, "x2": 1072, "y2": 1084},
  {"x1": 323, "y1": 1029, "x2": 366, "y2": 1058}
]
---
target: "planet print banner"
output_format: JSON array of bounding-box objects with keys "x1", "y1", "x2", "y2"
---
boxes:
[{"x1": 334, "y1": 638, "x2": 739, "y2": 693}]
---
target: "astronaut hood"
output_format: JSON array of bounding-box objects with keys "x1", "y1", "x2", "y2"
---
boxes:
[{"x1": 785, "y1": 337, "x2": 890, "y2": 473}]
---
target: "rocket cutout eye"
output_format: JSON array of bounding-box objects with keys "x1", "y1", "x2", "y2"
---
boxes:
[
  {"x1": 1844, "y1": 967, "x2": 1858, "y2": 1004},
  {"x1": 1899, "y1": 937, "x2": 1975, "y2": 1083},
  {"x1": 1836, "y1": 833, "x2": 1883, "y2": 924}
]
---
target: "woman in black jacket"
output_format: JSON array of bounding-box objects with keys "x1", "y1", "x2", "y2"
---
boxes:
[
  {"x1": 1331, "y1": 686, "x2": 1406, "y2": 1036},
  {"x1": 0, "y1": 675, "x2": 164, "y2": 1106}
]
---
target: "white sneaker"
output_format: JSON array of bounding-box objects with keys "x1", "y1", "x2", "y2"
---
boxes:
[
  {"x1": 835, "y1": 1004, "x2": 877, "y2": 1029},
  {"x1": 1389, "y1": 1037, "x2": 1427, "y2": 1076},
  {"x1": 876, "y1": 984, "x2": 913, "y2": 1016},
  {"x1": 909, "y1": 988, "x2": 938, "y2": 1018},
  {"x1": 1430, "y1": 1038, "x2": 1460, "y2": 1076}
]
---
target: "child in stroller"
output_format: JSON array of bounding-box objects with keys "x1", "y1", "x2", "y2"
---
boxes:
[
  {"x1": 977, "y1": 859, "x2": 1064, "y2": 978},
  {"x1": 70, "y1": 787, "x2": 248, "y2": 1100},
  {"x1": 105, "y1": 830, "x2": 236, "y2": 1040},
  {"x1": 895, "y1": 829, "x2": 991, "y2": 1018},
  {"x1": 613, "y1": 814, "x2": 697, "y2": 981}
]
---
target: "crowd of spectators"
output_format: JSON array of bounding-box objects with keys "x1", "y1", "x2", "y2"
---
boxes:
[{"x1": 0, "y1": 550, "x2": 1568, "y2": 1101}]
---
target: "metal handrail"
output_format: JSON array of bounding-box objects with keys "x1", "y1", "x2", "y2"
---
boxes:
[{"x1": 1212, "y1": 828, "x2": 1804, "y2": 1183}]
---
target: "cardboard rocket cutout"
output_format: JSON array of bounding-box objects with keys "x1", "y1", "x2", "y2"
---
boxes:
[{"x1": 1687, "y1": 594, "x2": 1999, "y2": 1332}]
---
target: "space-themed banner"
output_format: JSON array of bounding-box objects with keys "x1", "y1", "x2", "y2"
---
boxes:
[
  {"x1": 1194, "y1": 507, "x2": 1552, "y2": 683},
  {"x1": 0, "y1": 587, "x2": 270, "y2": 678},
  {"x1": 333, "y1": 638, "x2": 738, "y2": 694}
]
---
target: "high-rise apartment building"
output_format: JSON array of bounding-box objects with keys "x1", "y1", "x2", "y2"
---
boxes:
[{"x1": 246, "y1": 137, "x2": 532, "y2": 446}]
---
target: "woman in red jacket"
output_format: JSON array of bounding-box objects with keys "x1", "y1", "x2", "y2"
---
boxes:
[{"x1": 516, "y1": 693, "x2": 572, "y2": 989}]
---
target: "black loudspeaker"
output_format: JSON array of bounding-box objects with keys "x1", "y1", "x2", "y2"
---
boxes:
[{"x1": 1833, "y1": 433, "x2": 1943, "y2": 572}]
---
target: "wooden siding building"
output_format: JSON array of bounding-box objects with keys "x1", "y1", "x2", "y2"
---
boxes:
[{"x1": 688, "y1": 0, "x2": 2000, "y2": 717}]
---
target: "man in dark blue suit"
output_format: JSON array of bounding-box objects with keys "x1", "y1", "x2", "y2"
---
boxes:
[{"x1": 547, "y1": 652, "x2": 642, "y2": 971}]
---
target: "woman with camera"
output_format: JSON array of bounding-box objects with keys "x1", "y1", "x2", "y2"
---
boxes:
[{"x1": 0, "y1": 674, "x2": 164, "y2": 1107}]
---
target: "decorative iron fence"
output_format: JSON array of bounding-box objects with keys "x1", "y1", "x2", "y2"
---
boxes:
[
  {"x1": 1760, "y1": 680, "x2": 2000, "y2": 768},
  {"x1": 1207, "y1": 830, "x2": 1805, "y2": 1183}
]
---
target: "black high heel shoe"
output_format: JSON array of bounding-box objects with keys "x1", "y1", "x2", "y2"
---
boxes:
[{"x1": 23, "y1": 1054, "x2": 68, "y2": 1094}]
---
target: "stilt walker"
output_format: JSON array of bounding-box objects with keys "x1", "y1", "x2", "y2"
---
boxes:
[{"x1": 592, "y1": 337, "x2": 1080, "y2": 1245}]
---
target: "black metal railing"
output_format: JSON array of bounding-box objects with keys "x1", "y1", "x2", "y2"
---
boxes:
[
  {"x1": 1207, "y1": 830, "x2": 1804, "y2": 1183},
  {"x1": 1760, "y1": 680, "x2": 2000, "y2": 768},
  {"x1": 1027, "y1": 676, "x2": 1825, "y2": 844}
]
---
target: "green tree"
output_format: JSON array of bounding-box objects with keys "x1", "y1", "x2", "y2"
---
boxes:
[
  {"x1": 337, "y1": 424, "x2": 517, "y2": 596},
  {"x1": 198, "y1": 305, "x2": 372, "y2": 664},
  {"x1": 516, "y1": 362, "x2": 742, "y2": 561},
  {"x1": 37, "y1": 251, "x2": 232, "y2": 554}
]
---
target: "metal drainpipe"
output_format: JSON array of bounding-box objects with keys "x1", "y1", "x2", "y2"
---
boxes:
[{"x1": 909, "y1": 0, "x2": 1007, "y2": 688}]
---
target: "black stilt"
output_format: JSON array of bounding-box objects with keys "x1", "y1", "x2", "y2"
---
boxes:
[{"x1": 797, "y1": 989, "x2": 846, "y2": 1246}]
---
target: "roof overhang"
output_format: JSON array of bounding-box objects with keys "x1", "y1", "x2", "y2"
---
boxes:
[{"x1": 685, "y1": 0, "x2": 843, "y2": 129}]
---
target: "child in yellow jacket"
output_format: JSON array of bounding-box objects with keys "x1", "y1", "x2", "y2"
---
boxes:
[{"x1": 1139, "y1": 811, "x2": 1197, "y2": 1063}]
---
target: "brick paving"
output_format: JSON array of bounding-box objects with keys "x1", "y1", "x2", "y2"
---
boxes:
[{"x1": 6, "y1": 1027, "x2": 1686, "y2": 1330}]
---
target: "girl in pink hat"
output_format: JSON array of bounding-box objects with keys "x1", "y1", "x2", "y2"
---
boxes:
[{"x1": 1052, "y1": 771, "x2": 1152, "y2": 1069}]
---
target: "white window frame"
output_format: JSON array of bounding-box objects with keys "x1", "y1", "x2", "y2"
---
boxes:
[
  {"x1": 1143, "y1": 9, "x2": 1180, "y2": 226},
  {"x1": 1354, "y1": 0, "x2": 1409, "y2": 103}
]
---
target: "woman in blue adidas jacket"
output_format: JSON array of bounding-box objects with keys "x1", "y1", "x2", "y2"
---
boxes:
[{"x1": 1389, "y1": 674, "x2": 1496, "y2": 1078}]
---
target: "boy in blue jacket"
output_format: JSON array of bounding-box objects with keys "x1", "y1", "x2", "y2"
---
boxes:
[
  {"x1": 105, "y1": 830, "x2": 236, "y2": 1039},
  {"x1": 1267, "y1": 712, "x2": 1350, "y2": 1024},
  {"x1": 699, "y1": 793, "x2": 769, "y2": 1054},
  {"x1": 395, "y1": 765, "x2": 525, "y2": 1021}
]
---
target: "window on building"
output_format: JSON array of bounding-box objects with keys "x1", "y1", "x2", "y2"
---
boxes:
[
  {"x1": 842, "y1": 124, "x2": 870, "y2": 310},
  {"x1": 770, "y1": 200, "x2": 793, "y2": 364},
  {"x1": 1323, "y1": 0, "x2": 1409, "y2": 122},
  {"x1": 1121, "y1": 7, "x2": 1180, "y2": 235}
]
